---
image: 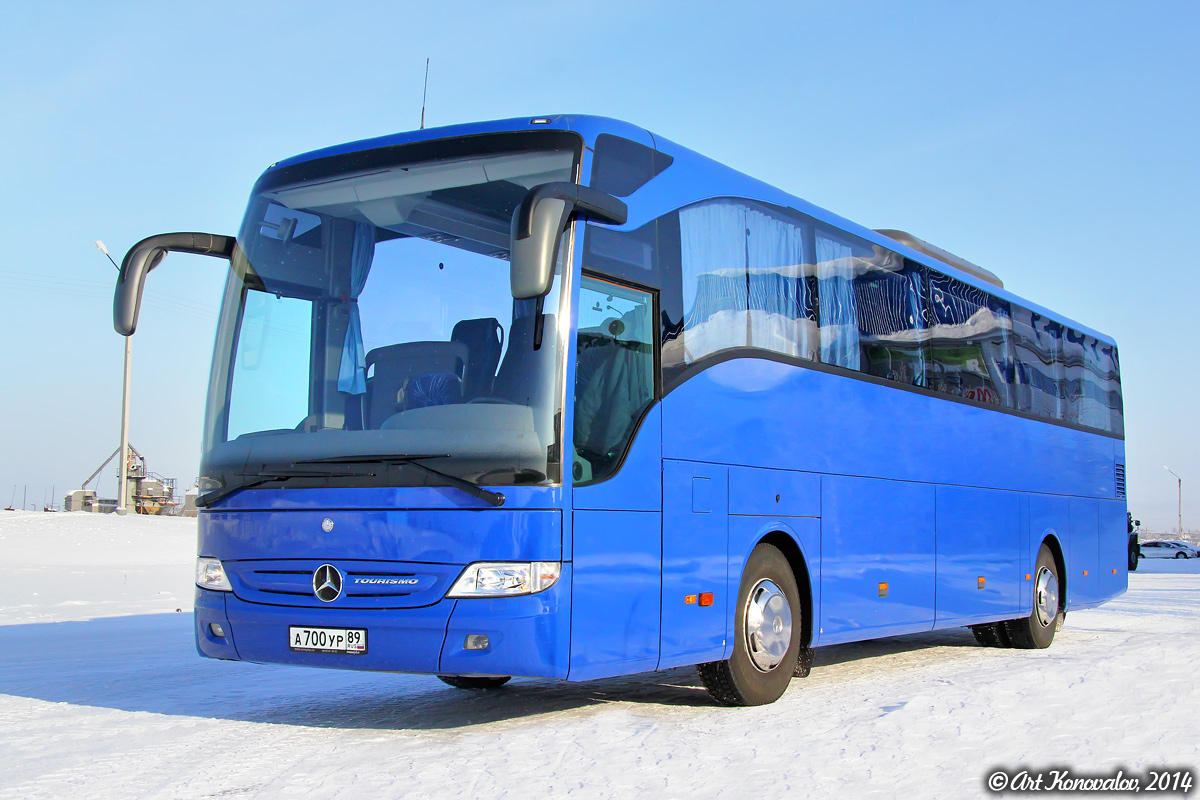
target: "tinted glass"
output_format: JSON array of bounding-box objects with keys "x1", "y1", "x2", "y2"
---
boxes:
[
  {"x1": 855, "y1": 258, "x2": 928, "y2": 387},
  {"x1": 926, "y1": 272, "x2": 1011, "y2": 406},
  {"x1": 653, "y1": 197, "x2": 1121, "y2": 436},
  {"x1": 1011, "y1": 309, "x2": 1066, "y2": 421},
  {"x1": 590, "y1": 134, "x2": 674, "y2": 197}
]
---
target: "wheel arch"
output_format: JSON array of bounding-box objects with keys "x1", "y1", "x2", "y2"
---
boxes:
[{"x1": 757, "y1": 529, "x2": 814, "y2": 649}]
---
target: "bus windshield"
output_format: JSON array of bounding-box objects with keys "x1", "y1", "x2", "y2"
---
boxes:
[{"x1": 200, "y1": 141, "x2": 578, "y2": 493}]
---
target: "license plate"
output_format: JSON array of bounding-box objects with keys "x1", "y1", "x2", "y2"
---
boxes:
[{"x1": 288, "y1": 626, "x2": 367, "y2": 654}]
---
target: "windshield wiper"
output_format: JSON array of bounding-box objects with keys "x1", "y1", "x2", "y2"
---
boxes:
[
  {"x1": 293, "y1": 455, "x2": 506, "y2": 508},
  {"x1": 195, "y1": 468, "x2": 376, "y2": 509}
]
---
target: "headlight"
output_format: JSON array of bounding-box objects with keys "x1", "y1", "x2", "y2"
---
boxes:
[
  {"x1": 196, "y1": 557, "x2": 232, "y2": 591},
  {"x1": 447, "y1": 561, "x2": 561, "y2": 598}
]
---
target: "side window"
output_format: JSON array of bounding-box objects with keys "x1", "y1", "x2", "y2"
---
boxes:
[
  {"x1": 813, "y1": 229, "x2": 928, "y2": 382},
  {"x1": 573, "y1": 276, "x2": 656, "y2": 485},
  {"x1": 1011, "y1": 308, "x2": 1066, "y2": 421},
  {"x1": 926, "y1": 272, "x2": 1010, "y2": 406},
  {"x1": 1102, "y1": 344, "x2": 1124, "y2": 435},
  {"x1": 1074, "y1": 332, "x2": 1122, "y2": 434},
  {"x1": 854, "y1": 256, "x2": 928, "y2": 387},
  {"x1": 815, "y1": 230, "x2": 860, "y2": 369},
  {"x1": 677, "y1": 199, "x2": 815, "y2": 366}
]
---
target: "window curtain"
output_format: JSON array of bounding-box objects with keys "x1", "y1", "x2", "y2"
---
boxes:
[
  {"x1": 816, "y1": 234, "x2": 860, "y2": 369},
  {"x1": 336, "y1": 223, "x2": 375, "y2": 394},
  {"x1": 746, "y1": 208, "x2": 812, "y2": 359},
  {"x1": 680, "y1": 201, "x2": 749, "y2": 362},
  {"x1": 680, "y1": 200, "x2": 814, "y2": 363}
]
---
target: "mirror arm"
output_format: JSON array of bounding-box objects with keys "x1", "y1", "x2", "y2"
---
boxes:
[
  {"x1": 514, "y1": 182, "x2": 627, "y2": 241},
  {"x1": 113, "y1": 232, "x2": 236, "y2": 336}
]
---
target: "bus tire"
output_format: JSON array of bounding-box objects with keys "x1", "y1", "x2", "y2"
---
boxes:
[
  {"x1": 437, "y1": 675, "x2": 511, "y2": 690},
  {"x1": 1003, "y1": 544, "x2": 1061, "y2": 649},
  {"x1": 697, "y1": 543, "x2": 800, "y2": 706},
  {"x1": 969, "y1": 623, "x2": 1006, "y2": 647}
]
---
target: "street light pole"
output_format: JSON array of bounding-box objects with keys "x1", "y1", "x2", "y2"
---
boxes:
[
  {"x1": 118, "y1": 335, "x2": 132, "y2": 515},
  {"x1": 97, "y1": 240, "x2": 131, "y2": 516},
  {"x1": 1164, "y1": 466, "x2": 1182, "y2": 535}
]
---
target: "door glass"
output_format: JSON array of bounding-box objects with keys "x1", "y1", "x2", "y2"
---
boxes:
[{"x1": 573, "y1": 276, "x2": 655, "y2": 484}]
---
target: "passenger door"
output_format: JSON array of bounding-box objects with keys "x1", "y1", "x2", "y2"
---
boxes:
[{"x1": 569, "y1": 276, "x2": 662, "y2": 681}]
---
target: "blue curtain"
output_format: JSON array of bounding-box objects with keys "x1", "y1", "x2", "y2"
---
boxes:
[{"x1": 336, "y1": 223, "x2": 375, "y2": 394}]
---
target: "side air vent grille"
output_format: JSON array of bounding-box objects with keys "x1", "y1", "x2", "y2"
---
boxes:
[{"x1": 1115, "y1": 464, "x2": 1126, "y2": 499}]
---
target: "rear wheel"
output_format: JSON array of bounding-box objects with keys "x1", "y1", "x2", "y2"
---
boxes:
[
  {"x1": 437, "y1": 675, "x2": 511, "y2": 690},
  {"x1": 697, "y1": 543, "x2": 801, "y2": 706},
  {"x1": 1003, "y1": 544, "x2": 1061, "y2": 649},
  {"x1": 1175, "y1": 552, "x2": 1187, "y2": 560}
]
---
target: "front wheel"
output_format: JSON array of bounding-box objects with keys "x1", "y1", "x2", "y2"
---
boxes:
[
  {"x1": 1003, "y1": 543, "x2": 1062, "y2": 649},
  {"x1": 1176, "y1": 552, "x2": 1188, "y2": 560},
  {"x1": 697, "y1": 543, "x2": 801, "y2": 706},
  {"x1": 437, "y1": 675, "x2": 511, "y2": 690}
]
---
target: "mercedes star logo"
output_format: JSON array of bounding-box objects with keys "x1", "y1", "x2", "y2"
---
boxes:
[{"x1": 313, "y1": 564, "x2": 343, "y2": 602}]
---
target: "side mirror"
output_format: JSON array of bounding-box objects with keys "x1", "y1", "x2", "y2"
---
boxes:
[
  {"x1": 114, "y1": 232, "x2": 236, "y2": 335},
  {"x1": 510, "y1": 182, "x2": 627, "y2": 300}
]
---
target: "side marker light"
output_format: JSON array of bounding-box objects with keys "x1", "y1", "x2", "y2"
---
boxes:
[
  {"x1": 878, "y1": 582, "x2": 888, "y2": 598},
  {"x1": 1025, "y1": 574, "x2": 1031, "y2": 580},
  {"x1": 1083, "y1": 570, "x2": 1089, "y2": 576},
  {"x1": 685, "y1": 595, "x2": 697, "y2": 605},
  {"x1": 978, "y1": 577, "x2": 986, "y2": 590},
  {"x1": 699, "y1": 592, "x2": 714, "y2": 607}
]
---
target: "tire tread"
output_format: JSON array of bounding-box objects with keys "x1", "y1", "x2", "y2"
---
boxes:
[{"x1": 696, "y1": 661, "x2": 746, "y2": 706}]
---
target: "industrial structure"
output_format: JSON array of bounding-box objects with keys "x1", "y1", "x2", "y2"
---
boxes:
[{"x1": 64, "y1": 445, "x2": 180, "y2": 515}]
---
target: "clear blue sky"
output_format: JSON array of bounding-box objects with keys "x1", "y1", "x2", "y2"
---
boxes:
[{"x1": 1, "y1": 1, "x2": 1195, "y2": 530}]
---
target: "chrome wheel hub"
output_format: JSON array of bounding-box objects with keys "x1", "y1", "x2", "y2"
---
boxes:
[
  {"x1": 1034, "y1": 566, "x2": 1059, "y2": 628},
  {"x1": 744, "y1": 579, "x2": 792, "y2": 672}
]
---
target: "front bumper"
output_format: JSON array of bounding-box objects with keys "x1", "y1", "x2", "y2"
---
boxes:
[{"x1": 193, "y1": 563, "x2": 571, "y2": 678}]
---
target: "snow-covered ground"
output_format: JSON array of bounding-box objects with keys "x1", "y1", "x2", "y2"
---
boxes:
[{"x1": 1, "y1": 512, "x2": 1197, "y2": 799}]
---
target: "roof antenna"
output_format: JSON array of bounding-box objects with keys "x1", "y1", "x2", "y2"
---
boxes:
[{"x1": 420, "y1": 58, "x2": 430, "y2": 130}]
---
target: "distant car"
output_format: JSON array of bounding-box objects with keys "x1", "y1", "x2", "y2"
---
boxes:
[
  {"x1": 1138, "y1": 541, "x2": 1195, "y2": 559},
  {"x1": 1163, "y1": 541, "x2": 1200, "y2": 558}
]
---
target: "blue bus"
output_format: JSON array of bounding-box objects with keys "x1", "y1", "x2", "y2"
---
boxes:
[{"x1": 114, "y1": 115, "x2": 1126, "y2": 706}]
